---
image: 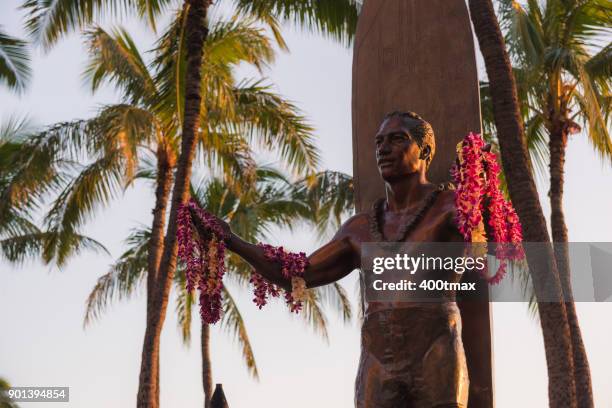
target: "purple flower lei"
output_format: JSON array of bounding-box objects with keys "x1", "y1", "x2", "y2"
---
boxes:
[
  {"x1": 252, "y1": 244, "x2": 308, "y2": 313},
  {"x1": 177, "y1": 199, "x2": 227, "y2": 324},
  {"x1": 177, "y1": 199, "x2": 309, "y2": 323}
]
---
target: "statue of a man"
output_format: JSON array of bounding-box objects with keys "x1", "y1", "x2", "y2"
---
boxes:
[{"x1": 195, "y1": 111, "x2": 470, "y2": 407}]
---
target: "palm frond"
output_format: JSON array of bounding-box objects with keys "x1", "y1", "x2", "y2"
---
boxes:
[
  {"x1": 43, "y1": 149, "x2": 127, "y2": 262},
  {"x1": 197, "y1": 131, "x2": 257, "y2": 191},
  {"x1": 133, "y1": 151, "x2": 159, "y2": 182},
  {"x1": 231, "y1": 81, "x2": 320, "y2": 174},
  {"x1": 205, "y1": 19, "x2": 275, "y2": 72},
  {"x1": 1, "y1": 231, "x2": 107, "y2": 266},
  {"x1": 221, "y1": 286, "x2": 259, "y2": 379},
  {"x1": 0, "y1": 205, "x2": 39, "y2": 238},
  {"x1": 21, "y1": 0, "x2": 173, "y2": 50},
  {"x1": 585, "y1": 42, "x2": 612, "y2": 81},
  {"x1": 498, "y1": 0, "x2": 545, "y2": 67},
  {"x1": 299, "y1": 288, "x2": 329, "y2": 342},
  {"x1": 83, "y1": 26, "x2": 158, "y2": 106},
  {"x1": 201, "y1": 62, "x2": 238, "y2": 126},
  {"x1": 314, "y1": 282, "x2": 352, "y2": 323},
  {"x1": 1, "y1": 104, "x2": 154, "y2": 223},
  {"x1": 225, "y1": 252, "x2": 255, "y2": 286},
  {"x1": 191, "y1": 166, "x2": 308, "y2": 242},
  {"x1": 0, "y1": 27, "x2": 31, "y2": 93},
  {"x1": 90, "y1": 104, "x2": 157, "y2": 180},
  {"x1": 39, "y1": 104, "x2": 156, "y2": 245},
  {"x1": 136, "y1": 0, "x2": 174, "y2": 32},
  {"x1": 237, "y1": 11, "x2": 288, "y2": 51},
  {"x1": 152, "y1": 10, "x2": 276, "y2": 130},
  {"x1": 83, "y1": 226, "x2": 149, "y2": 326},
  {"x1": 291, "y1": 170, "x2": 354, "y2": 238},
  {"x1": 524, "y1": 114, "x2": 550, "y2": 177},
  {"x1": 562, "y1": 0, "x2": 612, "y2": 47},
  {"x1": 232, "y1": 0, "x2": 360, "y2": 45},
  {"x1": 0, "y1": 225, "x2": 45, "y2": 262},
  {"x1": 151, "y1": 5, "x2": 188, "y2": 126},
  {"x1": 0, "y1": 121, "x2": 79, "y2": 215},
  {"x1": 174, "y1": 266, "x2": 195, "y2": 345},
  {"x1": 573, "y1": 77, "x2": 612, "y2": 163},
  {"x1": 0, "y1": 119, "x2": 109, "y2": 267}
]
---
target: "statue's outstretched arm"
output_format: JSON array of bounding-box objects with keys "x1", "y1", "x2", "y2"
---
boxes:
[
  {"x1": 227, "y1": 232, "x2": 357, "y2": 291},
  {"x1": 190, "y1": 207, "x2": 359, "y2": 290}
]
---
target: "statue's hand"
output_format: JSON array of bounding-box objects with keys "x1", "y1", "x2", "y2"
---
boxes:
[{"x1": 188, "y1": 207, "x2": 232, "y2": 242}]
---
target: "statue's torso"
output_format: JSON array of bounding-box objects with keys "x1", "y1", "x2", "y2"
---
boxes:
[
  {"x1": 344, "y1": 188, "x2": 470, "y2": 407},
  {"x1": 340, "y1": 188, "x2": 464, "y2": 316}
]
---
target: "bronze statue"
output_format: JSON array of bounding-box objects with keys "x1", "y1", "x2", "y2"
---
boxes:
[{"x1": 194, "y1": 112, "x2": 470, "y2": 407}]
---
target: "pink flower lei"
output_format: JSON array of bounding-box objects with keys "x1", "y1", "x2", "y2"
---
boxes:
[
  {"x1": 451, "y1": 132, "x2": 525, "y2": 284},
  {"x1": 177, "y1": 199, "x2": 309, "y2": 324}
]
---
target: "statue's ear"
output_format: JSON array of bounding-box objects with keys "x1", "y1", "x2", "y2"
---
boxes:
[{"x1": 420, "y1": 145, "x2": 431, "y2": 161}]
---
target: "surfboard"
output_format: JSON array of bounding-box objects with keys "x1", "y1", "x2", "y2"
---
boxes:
[{"x1": 352, "y1": 1, "x2": 493, "y2": 406}]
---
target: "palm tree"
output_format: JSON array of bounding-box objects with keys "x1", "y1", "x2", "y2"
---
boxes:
[
  {"x1": 84, "y1": 18, "x2": 275, "y2": 405},
  {"x1": 20, "y1": 4, "x2": 215, "y2": 402},
  {"x1": 482, "y1": 3, "x2": 610, "y2": 405},
  {"x1": 37, "y1": 13, "x2": 319, "y2": 406},
  {"x1": 468, "y1": 0, "x2": 577, "y2": 406},
  {"x1": 0, "y1": 27, "x2": 30, "y2": 93},
  {"x1": 138, "y1": 2, "x2": 358, "y2": 404},
  {"x1": 83, "y1": 168, "x2": 353, "y2": 406},
  {"x1": 21, "y1": 2, "x2": 360, "y2": 406}
]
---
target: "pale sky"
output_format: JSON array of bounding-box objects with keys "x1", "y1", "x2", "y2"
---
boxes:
[{"x1": 1, "y1": 1, "x2": 611, "y2": 407}]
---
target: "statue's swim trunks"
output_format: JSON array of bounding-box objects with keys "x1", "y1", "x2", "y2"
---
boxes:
[{"x1": 355, "y1": 303, "x2": 469, "y2": 408}]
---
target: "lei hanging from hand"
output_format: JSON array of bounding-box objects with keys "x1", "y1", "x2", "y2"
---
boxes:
[
  {"x1": 450, "y1": 132, "x2": 525, "y2": 284},
  {"x1": 250, "y1": 245, "x2": 308, "y2": 313},
  {"x1": 177, "y1": 199, "x2": 308, "y2": 324}
]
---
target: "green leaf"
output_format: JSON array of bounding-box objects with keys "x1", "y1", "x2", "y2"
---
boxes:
[
  {"x1": 83, "y1": 226, "x2": 149, "y2": 326},
  {"x1": 21, "y1": 0, "x2": 173, "y2": 50},
  {"x1": 83, "y1": 26, "x2": 158, "y2": 106},
  {"x1": 0, "y1": 27, "x2": 31, "y2": 93},
  {"x1": 221, "y1": 287, "x2": 259, "y2": 379},
  {"x1": 232, "y1": 0, "x2": 360, "y2": 45},
  {"x1": 230, "y1": 81, "x2": 320, "y2": 174}
]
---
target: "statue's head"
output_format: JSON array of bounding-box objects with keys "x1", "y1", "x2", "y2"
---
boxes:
[{"x1": 375, "y1": 111, "x2": 436, "y2": 181}]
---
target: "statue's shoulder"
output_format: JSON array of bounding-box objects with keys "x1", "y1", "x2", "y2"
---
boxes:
[
  {"x1": 434, "y1": 182, "x2": 458, "y2": 217},
  {"x1": 341, "y1": 211, "x2": 370, "y2": 230},
  {"x1": 433, "y1": 183, "x2": 461, "y2": 232},
  {"x1": 335, "y1": 211, "x2": 370, "y2": 239}
]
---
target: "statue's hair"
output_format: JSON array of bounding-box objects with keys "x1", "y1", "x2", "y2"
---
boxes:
[{"x1": 381, "y1": 111, "x2": 436, "y2": 168}]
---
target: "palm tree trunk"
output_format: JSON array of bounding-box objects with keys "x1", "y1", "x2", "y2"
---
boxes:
[
  {"x1": 201, "y1": 322, "x2": 213, "y2": 408},
  {"x1": 549, "y1": 125, "x2": 594, "y2": 408},
  {"x1": 467, "y1": 0, "x2": 576, "y2": 406},
  {"x1": 144, "y1": 145, "x2": 175, "y2": 407},
  {"x1": 137, "y1": 1, "x2": 212, "y2": 407}
]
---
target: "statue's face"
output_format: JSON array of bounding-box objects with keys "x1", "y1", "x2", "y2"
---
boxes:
[{"x1": 375, "y1": 116, "x2": 428, "y2": 181}]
